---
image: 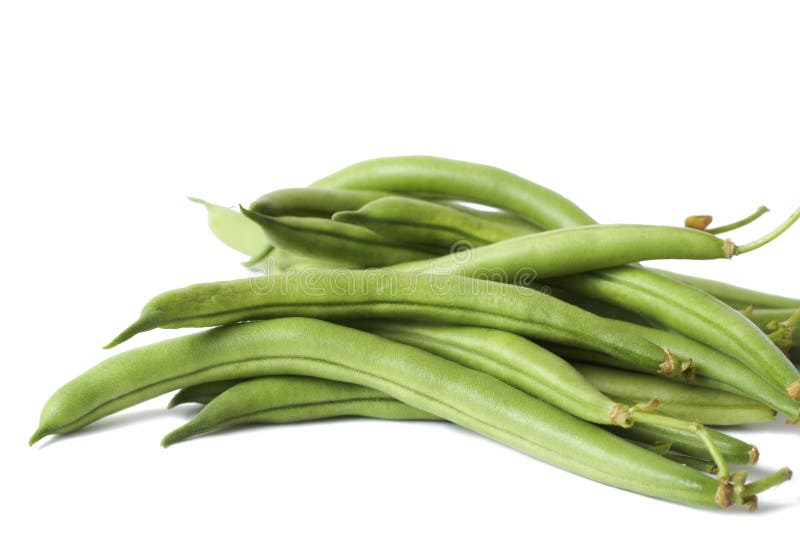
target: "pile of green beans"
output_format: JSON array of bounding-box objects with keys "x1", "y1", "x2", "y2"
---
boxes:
[{"x1": 32, "y1": 156, "x2": 800, "y2": 511}]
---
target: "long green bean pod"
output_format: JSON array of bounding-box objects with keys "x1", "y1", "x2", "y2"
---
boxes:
[
  {"x1": 163, "y1": 376, "x2": 438, "y2": 446},
  {"x1": 106, "y1": 270, "x2": 679, "y2": 382},
  {"x1": 332, "y1": 196, "x2": 533, "y2": 248},
  {"x1": 573, "y1": 364, "x2": 775, "y2": 425},
  {"x1": 162, "y1": 375, "x2": 755, "y2": 469},
  {"x1": 32, "y1": 318, "x2": 748, "y2": 508}
]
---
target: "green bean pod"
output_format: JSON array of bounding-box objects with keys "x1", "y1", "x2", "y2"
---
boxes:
[
  {"x1": 312, "y1": 156, "x2": 595, "y2": 229},
  {"x1": 250, "y1": 188, "x2": 390, "y2": 218},
  {"x1": 650, "y1": 269, "x2": 800, "y2": 310},
  {"x1": 163, "y1": 375, "x2": 756, "y2": 468},
  {"x1": 332, "y1": 196, "x2": 532, "y2": 249},
  {"x1": 354, "y1": 322, "x2": 635, "y2": 427},
  {"x1": 611, "y1": 425, "x2": 756, "y2": 465},
  {"x1": 241, "y1": 210, "x2": 437, "y2": 267},
  {"x1": 163, "y1": 375, "x2": 438, "y2": 446},
  {"x1": 311, "y1": 155, "x2": 800, "y2": 400},
  {"x1": 31, "y1": 318, "x2": 736, "y2": 508},
  {"x1": 107, "y1": 270, "x2": 677, "y2": 381},
  {"x1": 573, "y1": 364, "x2": 775, "y2": 425}
]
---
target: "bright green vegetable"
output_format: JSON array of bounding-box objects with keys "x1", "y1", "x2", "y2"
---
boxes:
[
  {"x1": 32, "y1": 318, "x2": 747, "y2": 508},
  {"x1": 106, "y1": 270, "x2": 680, "y2": 383},
  {"x1": 311, "y1": 155, "x2": 800, "y2": 400}
]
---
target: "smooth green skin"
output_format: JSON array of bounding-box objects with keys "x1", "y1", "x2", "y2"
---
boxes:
[
  {"x1": 312, "y1": 156, "x2": 594, "y2": 230},
  {"x1": 573, "y1": 364, "x2": 775, "y2": 426},
  {"x1": 241, "y1": 209, "x2": 436, "y2": 267},
  {"x1": 163, "y1": 376, "x2": 438, "y2": 446},
  {"x1": 250, "y1": 188, "x2": 390, "y2": 218},
  {"x1": 33, "y1": 318, "x2": 727, "y2": 508},
  {"x1": 358, "y1": 322, "x2": 775, "y2": 426},
  {"x1": 391, "y1": 224, "x2": 734, "y2": 278},
  {"x1": 107, "y1": 270, "x2": 674, "y2": 379},
  {"x1": 164, "y1": 375, "x2": 754, "y2": 467},
  {"x1": 610, "y1": 425, "x2": 755, "y2": 466},
  {"x1": 552, "y1": 268, "x2": 800, "y2": 400},
  {"x1": 650, "y1": 269, "x2": 800, "y2": 310},
  {"x1": 354, "y1": 322, "x2": 631, "y2": 426},
  {"x1": 333, "y1": 196, "x2": 532, "y2": 249},
  {"x1": 311, "y1": 155, "x2": 800, "y2": 399},
  {"x1": 190, "y1": 198, "x2": 270, "y2": 259}
]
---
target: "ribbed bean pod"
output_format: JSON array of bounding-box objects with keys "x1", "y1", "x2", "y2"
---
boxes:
[
  {"x1": 162, "y1": 375, "x2": 756, "y2": 469},
  {"x1": 332, "y1": 196, "x2": 532, "y2": 248},
  {"x1": 573, "y1": 363, "x2": 775, "y2": 425},
  {"x1": 163, "y1": 375, "x2": 437, "y2": 446},
  {"x1": 106, "y1": 270, "x2": 678, "y2": 381},
  {"x1": 31, "y1": 318, "x2": 737, "y2": 508}
]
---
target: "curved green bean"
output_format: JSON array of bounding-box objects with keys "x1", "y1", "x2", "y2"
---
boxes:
[
  {"x1": 31, "y1": 318, "x2": 738, "y2": 508},
  {"x1": 333, "y1": 196, "x2": 531, "y2": 249},
  {"x1": 573, "y1": 363, "x2": 775, "y2": 425},
  {"x1": 241, "y1": 210, "x2": 437, "y2": 267},
  {"x1": 163, "y1": 375, "x2": 437, "y2": 446},
  {"x1": 250, "y1": 188, "x2": 390, "y2": 218},
  {"x1": 107, "y1": 270, "x2": 678, "y2": 382},
  {"x1": 163, "y1": 375, "x2": 755, "y2": 469}
]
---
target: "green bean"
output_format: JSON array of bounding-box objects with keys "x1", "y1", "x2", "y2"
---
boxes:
[
  {"x1": 393, "y1": 219, "x2": 800, "y2": 278},
  {"x1": 312, "y1": 156, "x2": 596, "y2": 229},
  {"x1": 241, "y1": 209, "x2": 440, "y2": 266},
  {"x1": 332, "y1": 196, "x2": 533, "y2": 249},
  {"x1": 572, "y1": 363, "x2": 775, "y2": 425},
  {"x1": 649, "y1": 269, "x2": 800, "y2": 310},
  {"x1": 355, "y1": 322, "x2": 647, "y2": 427},
  {"x1": 163, "y1": 376, "x2": 437, "y2": 446},
  {"x1": 106, "y1": 270, "x2": 680, "y2": 382},
  {"x1": 162, "y1": 375, "x2": 754, "y2": 469},
  {"x1": 31, "y1": 318, "x2": 744, "y2": 508},
  {"x1": 311, "y1": 156, "x2": 800, "y2": 400},
  {"x1": 552, "y1": 268, "x2": 800, "y2": 400},
  {"x1": 659, "y1": 451, "x2": 719, "y2": 475},
  {"x1": 610, "y1": 425, "x2": 756, "y2": 465},
  {"x1": 250, "y1": 188, "x2": 390, "y2": 217}
]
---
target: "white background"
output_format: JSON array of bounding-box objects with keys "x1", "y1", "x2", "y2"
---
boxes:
[{"x1": 2, "y1": 1, "x2": 799, "y2": 532}]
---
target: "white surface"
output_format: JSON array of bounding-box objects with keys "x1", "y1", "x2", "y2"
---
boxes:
[{"x1": 2, "y1": 1, "x2": 800, "y2": 532}]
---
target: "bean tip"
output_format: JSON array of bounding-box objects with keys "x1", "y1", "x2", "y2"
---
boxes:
[{"x1": 29, "y1": 428, "x2": 47, "y2": 446}]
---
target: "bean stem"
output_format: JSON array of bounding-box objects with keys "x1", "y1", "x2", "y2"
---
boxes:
[
  {"x1": 707, "y1": 205, "x2": 769, "y2": 235},
  {"x1": 734, "y1": 206, "x2": 800, "y2": 255}
]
